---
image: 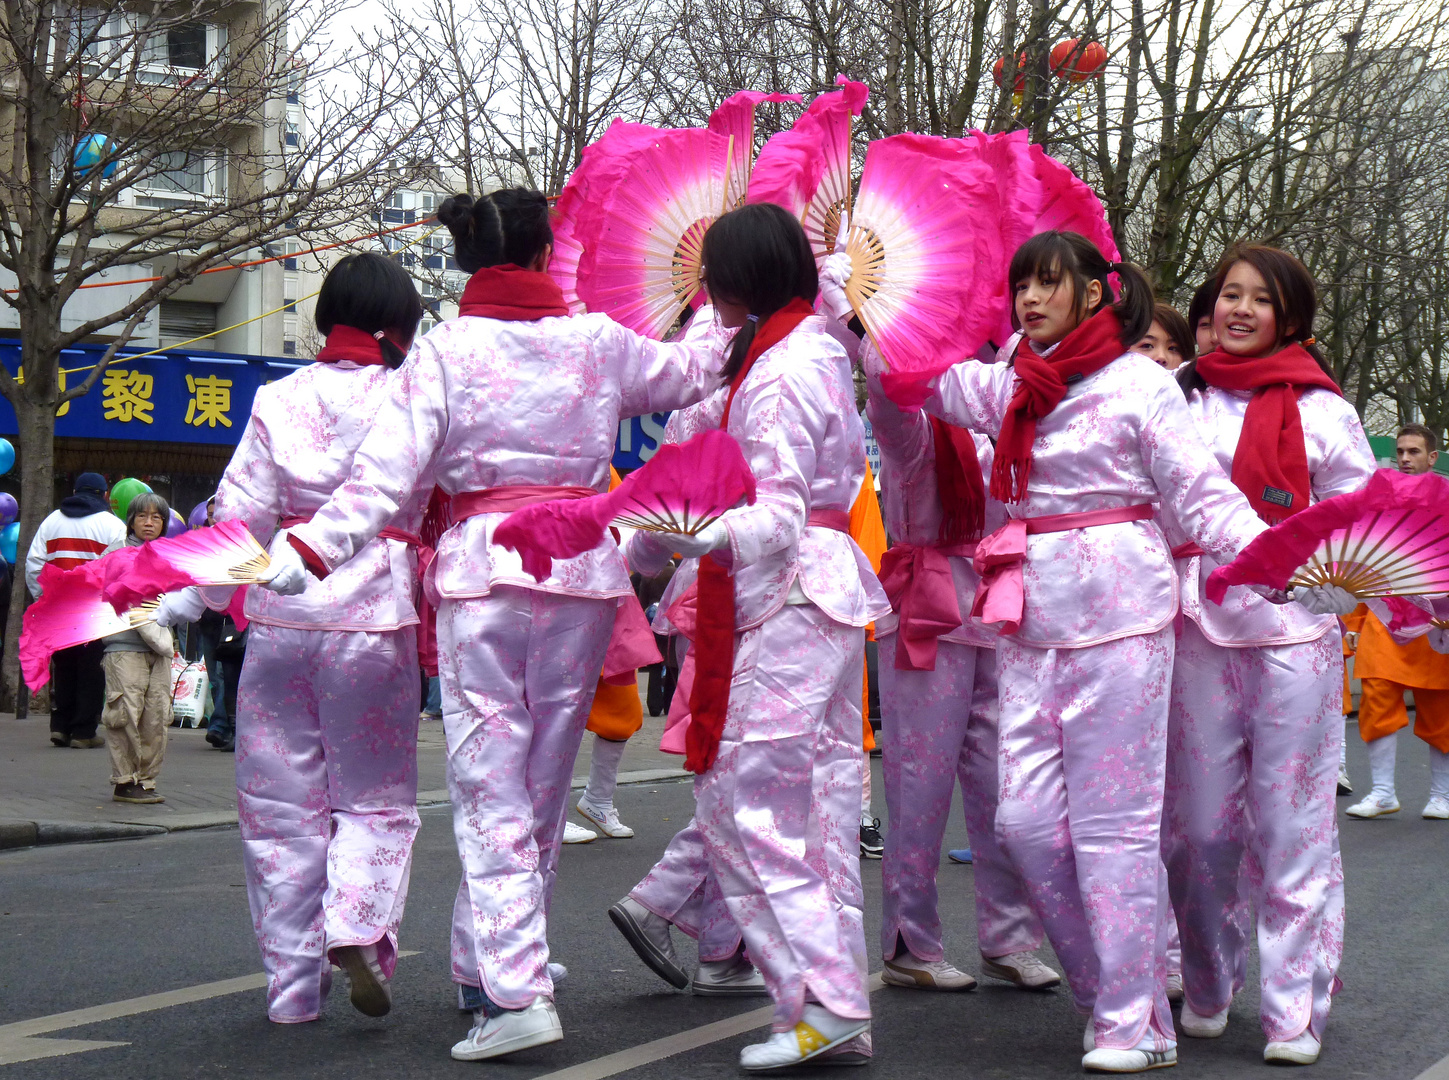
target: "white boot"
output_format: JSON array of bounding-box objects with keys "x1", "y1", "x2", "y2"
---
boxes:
[
  {"x1": 1347, "y1": 733, "x2": 1400, "y2": 817},
  {"x1": 1264, "y1": 1030, "x2": 1321, "y2": 1064},
  {"x1": 1426, "y1": 748, "x2": 1449, "y2": 818},
  {"x1": 739, "y1": 1004, "x2": 869, "y2": 1071},
  {"x1": 450, "y1": 996, "x2": 562, "y2": 1061}
]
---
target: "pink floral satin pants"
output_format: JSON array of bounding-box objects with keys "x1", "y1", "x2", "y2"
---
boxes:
[
  {"x1": 235, "y1": 623, "x2": 421, "y2": 1023},
  {"x1": 876, "y1": 635, "x2": 1043, "y2": 963},
  {"x1": 995, "y1": 628, "x2": 1177, "y2": 1052},
  {"x1": 1163, "y1": 622, "x2": 1344, "y2": 1041},
  {"x1": 440, "y1": 585, "x2": 614, "y2": 1009}
]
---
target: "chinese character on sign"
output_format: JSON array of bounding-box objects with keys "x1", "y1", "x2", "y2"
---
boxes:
[
  {"x1": 185, "y1": 373, "x2": 232, "y2": 428},
  {"x1": 101, "y1": 369, "x2": 154, "y2": 424}
]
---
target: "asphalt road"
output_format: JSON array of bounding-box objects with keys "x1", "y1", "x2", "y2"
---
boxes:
[{"x1": 3, "y1": 734, "x2": 1448, "y2": 1080}]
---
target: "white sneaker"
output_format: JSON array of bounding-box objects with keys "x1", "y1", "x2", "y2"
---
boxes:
[
  {"x1": 608, "y1": 897, "x2": 689, "y2": 988},
  {"x1": 692, "y1": 950, "x2": 768, "y2": 996},
  {"x1": 576, "y1": 797, "x2": 634, "y2": 838},
  {"x1": 1082, "y1": 1045, "x2": 1177, "y2": 1072},
  {"x1": 1178, "y1": 1001, "x2": 1229, "y2": 1038},
  {"x1": 1345, "y1": 791, "x2": 1400, "y2": 818},
  {"x1": 1263, "y1": 1030, "x2": 1321, "y2": 1065},
  {"x1": 739, "y1": 1004, "x2": 869, "y2": 1071},
  {"x1": 882, "y1": 951, "x2": 977, "y2": 990},
  {"x1": 1165, "y1": 973, "x2": 1183, "y2": 1002},
  {"x1": 563, "y1": 821, "x2": 597, "y2": 843},
  {"x1": 332, "y1": 943, "x2": 391, "y2": 1017},
  {"x1": 981, "y1": 951, "x2": 1062, "y2": 990},
  {"x1": 450, "y1": 996, "x2": 563, "y2": 1061},
  {"x1": 548, "y1": 962, "x2": 567, "y2": 985},
  {"x1": 1424, "y1": 795, "x2": 1449, "y2": 819},
  {"x1": 1336, "y1": 769, "x2": 1353, "y2": 796}
]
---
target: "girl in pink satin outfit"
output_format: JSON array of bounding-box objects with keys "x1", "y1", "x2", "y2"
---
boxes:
[
  {"x1": 905, "y1": 231, "x2": 1276, "y2": 1073},
  {"x1": 865, "y1": 378, "x2": 1061, "y2": 995},
  {"x1": 613, "y1": 205, "x2": 890, "y2": 1072},
  {"x1": 1161, "y1": 245, "x2": 1373, "y2": 1065},
  {"x1": 192, "y1": 253, "x2": 429, "y2": 1024},
  {"x1": 259, "y1": 189, "x2": 731, "y2": 1061}
]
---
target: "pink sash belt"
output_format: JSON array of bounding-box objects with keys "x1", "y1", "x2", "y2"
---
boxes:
[
  {"x1": 452, "y1": 485, "x2": 596, "y2": 519},
  {"x1": 1171, "y1": 541, "x2": 1204, "y2": 559},
  {"x1": 807, "y1": 508, "x2": 850, "y2": 532},
  {"x1": 879, "y1": 541, "x2": 979, "y2": 671},
  {"x1": 972, "y1": 503, "x2": 1156, "y2": 636}
]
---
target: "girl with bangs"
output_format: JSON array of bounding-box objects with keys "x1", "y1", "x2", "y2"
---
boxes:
[
  {"x1": 1161, "y1": 244, "x2": 1372, "y2": 1065},
  {"x1": 893, "y1": 230, "x2": 1282, "y2": 1073}
]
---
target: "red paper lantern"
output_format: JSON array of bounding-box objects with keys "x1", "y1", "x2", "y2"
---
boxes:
[
  {"x1": 1049, "y1": 38, "x2": 1107, "y2": 82},
  {"x1": 992, "y1": 53, "x2": 1028, "y2": 91}
]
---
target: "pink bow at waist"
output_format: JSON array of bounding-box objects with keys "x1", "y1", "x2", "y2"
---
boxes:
[
  {"x1": 1171, "y1": 541, "x2": 1204, "y2": 559},
  {"x1": 878, "y1": 540, "x2": 978, "y2": 671},
  {"x1": 452, "y1": 485, "x2": 596, "y2": 518},
  {"x1": 972, "y1": 503, "x2": 1156, "y2": 636}
]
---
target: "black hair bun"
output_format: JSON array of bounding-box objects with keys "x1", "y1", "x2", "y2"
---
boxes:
[{"x1": 437, "y1": 194, "x2": 476, "y2": 234}]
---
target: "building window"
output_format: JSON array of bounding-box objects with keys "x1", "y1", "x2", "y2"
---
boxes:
[
  {"x1": 135, "y1": 149, "x2": 224, "y2": 206},
  {"x1": 282, "y1": 338, "x2": 297, "y2": 356},
  {"x1": 138, "y1": 21, "x2": 225, "y2": 83},
  {"x1": 283, "y1": 240, "x2": 299, "y2": 271},
  {"x1": 284, "y1": 121, "x2": 300, "y2": 148},
  {"x1": 159, "y1": 300, "x2": 218, "y2": 346}
]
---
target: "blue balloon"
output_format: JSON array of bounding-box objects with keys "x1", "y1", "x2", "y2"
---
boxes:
[
  {"x1": 0, "y1": 522, "x2": 19, "y2": 565},
  {"x1": 0, "y1": 439, "x2": 15, "y2": 476},
  {"x1": 0, "y1": 493, "x2": 16, "y2": 528},
  {"x1": 73, "y1": 134, "x2": 117, "y2": 180}
]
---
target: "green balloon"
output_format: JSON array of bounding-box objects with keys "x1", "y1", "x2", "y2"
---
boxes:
[{"x1": 109, "y1": 477, "x2": 152, "y2": 520}]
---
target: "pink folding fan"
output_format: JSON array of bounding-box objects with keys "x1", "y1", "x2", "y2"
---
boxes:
[
  {"x1": 21, "y1": 557, "x2": 146, "y2": 690},
  {"x1": 576, "y1": 127, "x2": 734, "y2": 339},
  {"x1": 1206, "y1": 469, "x2": 1449, "y2": 603},
  {"x1": 495, "y1": 429, "x2": 756, "y2": 580},
  {"x1": 708, "y1": 90, "x2": 803, "y2": 210},
  {"x1": 103, "y1": 520, "x2": 269, "y2": 614}
]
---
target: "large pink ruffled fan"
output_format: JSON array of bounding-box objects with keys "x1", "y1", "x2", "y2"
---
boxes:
[
  {"x1": 103, "y1": 520, "x2": 268, "y2": 613},
  {"x1": 749, "y1": 77, "x2": 868, "y2": 266},
  {"x1": 1206, "y1": 469, "x2": 1449, "y2": 604},
  {"x1": 708, "y1": 90, "x2": 803, "y2": 210},
  {"x1": 576, "y1": 127, "x2": 733, "y2": 339},
  {"x1": 550, "y1": 120, "x2": 661, "y2": 314},
  {"x1": 979, "y1": 130, "x2": 1120, "y2": 346},
  {"x1": 843, "y1": 133, "x2": 1009, "y2": 403},
  {"x1": 495, "y1": 429, "x2": 757, "y2": 580},
  {"x1": 20, "y1": 555, "x2": 145, "y2": 689}
]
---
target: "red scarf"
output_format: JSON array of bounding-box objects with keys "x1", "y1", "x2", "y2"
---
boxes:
[
  {"x1": 315, "y1": 325, "x2": 392, "y2": 366},
  {"x1": 1194, "y1": 343, "x2": 1342, "y2": 522},
  {"x1": 992, "y1": 308, "x2": 1126, "y2": 503},
  {"x1": 931, "y1": 417, "x2": 985, "y2": 543},
  {"x1": 457, "y1": 264, "x2": 570, "y2": 320},
  {"x1": 686, "y1": 298, "x2": 815, "y2": 774}
]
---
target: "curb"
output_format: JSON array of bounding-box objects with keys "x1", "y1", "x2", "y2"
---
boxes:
[{"x1": 0, "y1": 769, "x2": 692, "y2": 852}]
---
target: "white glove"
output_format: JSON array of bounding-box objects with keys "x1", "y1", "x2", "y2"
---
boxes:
[
  {"x1": 152, "y1": 588, "x2": 207, "y2": 627},
  {"x1": 668, "y1": 521, "x2": 730, "y2": 560},
  {"x1": 255, "y1": 530, "x2": 309, "y2": 596},
  {"x1": 819, "y1": 251, "x2": 854, "y2": 323},
  {"x1": 1292, "y1": 584, "x2": 1359, "y2": 617}
]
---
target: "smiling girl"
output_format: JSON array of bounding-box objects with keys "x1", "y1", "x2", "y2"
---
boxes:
[
  {"x1": 1161, "y1": 245, "x2": 1373, "y2": 1065},
  {"x1": 905, "y1": 230, "x2": 1272, "y2": 1073}
]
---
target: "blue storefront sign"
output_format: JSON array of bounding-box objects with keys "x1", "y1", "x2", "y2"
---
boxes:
[
  {"x1": 613, "y1": 413, "x2": 670, "y2": 471},
  {"x1": 0, "y1": 341, "x2": 302, "y2": 446}
]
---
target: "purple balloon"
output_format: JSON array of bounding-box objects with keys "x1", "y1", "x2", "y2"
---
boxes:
[
  {"x1": 188, "y1": 500, "x2": 211, "y2": 529},
  {"x1": 166, "y1": 509, "x2": 188, "y2": 538},
  {"x1": 0, "y1": 493, "x2": 16, "y2": 528}
]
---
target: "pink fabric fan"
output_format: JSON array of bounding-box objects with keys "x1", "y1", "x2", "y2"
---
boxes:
[
  {"x1": 708, "y1": 90, "x2": 803, "y2": 210},
  {"x1": 1206, "y1": 469, "x2": 1449, "y2": 604},
  {"x1": 103, "y1": 520, "x2": 269, "y2": 613},
  {"x1": 21, "y1": 557, "x2": 142, "y2": 689},
  {"x1": 576, "y1": 127, "x2": 734, "y2": 339},
  {"x1": 797, "y1": 78, "x2": 868, "y2": 266},
  {"x1": 843, "y1": 134, "x2": 1010, "y2": 405},
  {"x1": 550, "y1": 120, "x2": 662, "y2": 314},
  {"x1": 495, "y1": 429, "x2": 757, "y2": 580}
]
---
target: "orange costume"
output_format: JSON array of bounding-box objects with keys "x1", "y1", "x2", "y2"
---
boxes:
[
  {"x1": 586, "y1": 467, "x2": 647, "y2": 742},
  {"x1": 1343, "y1": 605, "x2": 1449, "y2": 752},
  {"x1": 851, "y1": 462, "x2": 888, "y2": 752}
]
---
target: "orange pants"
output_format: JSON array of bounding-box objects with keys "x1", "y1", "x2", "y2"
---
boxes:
[{"x1": 1357, "y1": 678, "x2": 1449, "y2": 752}]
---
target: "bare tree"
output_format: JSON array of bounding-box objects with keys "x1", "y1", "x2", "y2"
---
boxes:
[{"x1": 0, "y1": 0, "x2": 429, "y2": 703}]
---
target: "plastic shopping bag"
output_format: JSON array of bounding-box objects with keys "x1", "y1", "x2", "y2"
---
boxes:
[{"x1": 170, "y1": 654, "x2": 211, "y2": 728}]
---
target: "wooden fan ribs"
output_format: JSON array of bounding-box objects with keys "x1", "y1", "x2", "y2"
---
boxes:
[{"x1": 1289, "y1": 508, "x2": 1449, "y2": 596}]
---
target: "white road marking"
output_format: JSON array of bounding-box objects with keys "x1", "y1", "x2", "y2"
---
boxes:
[
  {"x1": 0, "y1": 953, "x2": 418, "y2": 1067},
  {"x1": 1416, "y1": 1054, "x2": 1449, "y2": 1080},
  {"x1": 533, "y1": 973, "x2": 887, "y2": 1080}
]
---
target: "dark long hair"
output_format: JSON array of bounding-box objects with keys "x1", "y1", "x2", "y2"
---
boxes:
[
  {"x1": 437, "y1": 188, "x2": 553, "y2": 274},
  {"x1": 701, "y1": 203, "x2": 819, "y2": 383},
  {"x1": 1177, "y1": 242, "x2": 1333, "y2": 394},
  {"x1": 314, "y1": 253, "x2": 424, "y2": 368},
  {"x1": 1007, "y1": 231, "x2": 1154, "y2": 346}
]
